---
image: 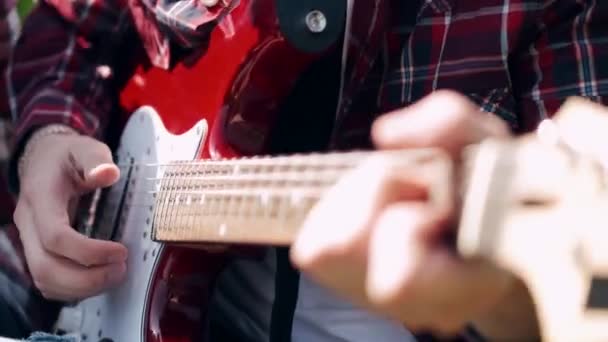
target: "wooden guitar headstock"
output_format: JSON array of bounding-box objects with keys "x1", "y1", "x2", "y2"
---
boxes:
[{"x1": 457, "y1": 98, "x2": 608, "y2": 342}]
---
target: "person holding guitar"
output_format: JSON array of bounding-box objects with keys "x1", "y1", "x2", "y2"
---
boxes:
[{"x1": 6, "y1": 0, "x2": 608, "y2": 341}]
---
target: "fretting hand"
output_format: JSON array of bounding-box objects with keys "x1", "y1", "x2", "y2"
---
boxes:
[{"x1": 291, "y1": 90, "x2": 539, "y2": 338}]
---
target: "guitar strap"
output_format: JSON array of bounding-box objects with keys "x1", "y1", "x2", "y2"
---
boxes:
[
  {"x1": 267, "y1": 0, "x2": 351, "y2": 338},
  {"x1": 269, "y1": 247, "x2": 301, "y2": 342},
  {"x1": 267, "y1": 0, "x2": 350, "y2": 340}
]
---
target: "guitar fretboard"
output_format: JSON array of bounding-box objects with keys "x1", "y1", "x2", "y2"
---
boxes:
[{"x1": 151, "y1": 149, "x2": 451, "y2": 244}]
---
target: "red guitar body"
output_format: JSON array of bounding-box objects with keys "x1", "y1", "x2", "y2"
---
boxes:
[{"x1": 113, "y1": 1, "x2": 345, "y2": 341}]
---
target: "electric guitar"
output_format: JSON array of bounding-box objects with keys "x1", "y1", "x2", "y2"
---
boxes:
[{"x1": 46, "y1": 0, "x2": 608, "y2": 341}]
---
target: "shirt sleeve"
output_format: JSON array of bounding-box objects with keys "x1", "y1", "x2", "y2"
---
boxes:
[
  {"x1": 511, "y1": 0, "x2": 608, "y2": 132},
  {"x1": 6, "y1": 0, "x2": 133, "y2": 192}
]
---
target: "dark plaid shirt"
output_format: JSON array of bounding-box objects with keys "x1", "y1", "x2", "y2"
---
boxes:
[
  {"x1": 0, "y1": 0, "x2": 65, "y2": 338},
  {"x1": 5, "y1": 0, "x2": 608, "y2": 340}
]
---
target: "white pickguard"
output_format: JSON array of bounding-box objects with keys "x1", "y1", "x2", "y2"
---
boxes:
[{"x1": 55, "y1": 106, "x2": 207, "y2": 342}]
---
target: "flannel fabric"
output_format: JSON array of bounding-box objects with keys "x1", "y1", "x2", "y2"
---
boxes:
[{"x1": 5, "y1": 0, "x2": 608, "y2": 340}]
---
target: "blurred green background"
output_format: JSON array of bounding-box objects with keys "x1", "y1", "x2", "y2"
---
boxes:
[{"x1": 16, "y1": 0, "x2": 34, "y2": 21}]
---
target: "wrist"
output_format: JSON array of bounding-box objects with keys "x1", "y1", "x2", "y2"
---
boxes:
[
  {"x1": 17, "y1": 124, "x2": 79, "y2": 179},
  {"x1": 470, "y1": 277, "x2": 540, "y2": 341}
]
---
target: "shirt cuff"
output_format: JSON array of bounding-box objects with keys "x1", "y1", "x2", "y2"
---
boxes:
[{"x1": 8, "y1": 99, "x2": 101, "y2": 194}]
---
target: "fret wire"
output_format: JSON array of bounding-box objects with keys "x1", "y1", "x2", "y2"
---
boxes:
[
  {"x1": 187, "y1": 162, "x2": 197, "y2": 240},
  {"x1": 287, "y1": 157, "x2": 303, "y2": 226},
  {"x1": 202, "y1": 163, "x2": 211, "y2": 233},
  {"x1": 189, "y1": 162, "x2": 200, "y2": 240},
  {"x1": 276, "y1": 158, "x2": 289, "y2": 230},
  {"x1": 196, "y1": 164, "x2": 209, "y2": 239},
  {"x1": 170, "y1": 164, "x2": 177, "y2": 239},
  {"x1": 208, "y1": 164, "x2": 218, "y2": 234},
  {"x1": 204, "y1": 164, "x2": 212, "y2": 234},
  {"x1": 177, "y1": 163, "x2": 185, "y2": 239},
  {"x1": 180, "y1": 162, "x2": 190, "y2": 240},
  {"x1": 216, "y1": 163, "x2": 228, "y2": 237},
  {"x1": 182, "y1": 162, "x2": 191, "y2": 240},
  {"x1": 188, "y1": 162, "x2": 197, "y2": 240},
  {"x1": 260, "y1": 158, "x2": 279, "y2": 226},
  {"x1": 221, "y1": 163, "x2": 232, "y2": 233},
  {"x1": 180, "y1": 162, "x2": 188, "y2": 240},
  {"x1": 222, "y1": 163, "x2": 238, "y2": 236},
  {"x1": 233, "y1": 163, "x2": 246, "y2": 227},
  {"x1": 298, "y1": 154, "x2": 318, "y2": 225},
  {"x1": 173, "y1": 164, "x2": 182, "y2": 239},
  {"x1": 242, "y1": 163, "x2": 255, "y2": 224},
  {"x1": 265, "y1": 160, "x2": 277, "y2": 228}
]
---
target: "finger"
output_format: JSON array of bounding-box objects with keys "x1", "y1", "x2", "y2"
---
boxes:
[
  {"x1": 20, "y1": 153, "x2": 127, "y2": 267},
  {"x1": 34, "y1": 219, "x2": 128, "y2": 267},
  {"x1": 365, "y1": 203, "x2": 447, "y2": 305},
  {"x1": 66, "y1": 136, "x2": 120, "y2": 191},
  {"x1": 18, "y1": 196, "x2": 127, "y2": 267},
  {"x1": 291, "y1": 157, "x2": 427, "y2": 269},
  {"x1": 366, "y1": 203, "x2": 513, "y2": 327},
  {"x1": 43, "y1": 258, "x2": 126, "y2": 301},
  {"x1": 24, "y1": 174, "x2": 127, "y2": 264},
  {"x1": 371, "y1": 90, "x2": 510, "y2": 155},
  {"x1": 17, "y1": 208, "x2": 126, "y2": 301}
]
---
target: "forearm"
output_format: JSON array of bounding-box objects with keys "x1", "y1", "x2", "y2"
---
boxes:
[
  {"x1": 469, "y1": 277, "x2": 540, "y2": 341},
  {"x1": 7, "y1": 0, "x2": 132, "y2": 192}
]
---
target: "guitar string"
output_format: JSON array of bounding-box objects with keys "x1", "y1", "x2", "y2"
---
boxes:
[{"x1": 105, "y1": 148, "x2": 442, "y2": 168}]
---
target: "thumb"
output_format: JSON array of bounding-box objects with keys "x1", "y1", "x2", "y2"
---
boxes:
[{"x1": 66, "y1": 137, "x2": 120, "y2": 191}]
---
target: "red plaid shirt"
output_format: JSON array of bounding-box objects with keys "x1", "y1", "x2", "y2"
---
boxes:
[
  {"x1": 5, "y1": 0, "x2": 608, "y2": 339},
  {"x1": 8, "y1": 0, "x2": 608, "y2": 158},
  {"x1": 0, "y1": 0, "x2": 64, "y2": 338}
]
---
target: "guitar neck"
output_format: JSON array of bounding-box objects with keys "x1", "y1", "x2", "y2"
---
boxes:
[{"x1": 151, "y1": 148, "x2": 452, "y2": 244}]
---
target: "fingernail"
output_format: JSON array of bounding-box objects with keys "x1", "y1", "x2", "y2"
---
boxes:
[{"x1": 88, "y1": 164, "x2": 115, "y2": 177}]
